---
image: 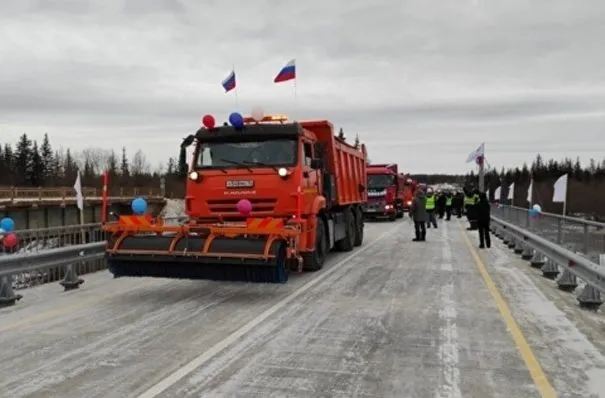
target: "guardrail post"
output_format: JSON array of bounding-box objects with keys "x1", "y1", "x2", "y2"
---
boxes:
[
  {"x1": 521, "y1": 243, "x2": 533, "y2": 260},
  {"x1": 541, "y1": 258, "x2": 560, "y2": 280},
  {"x1": 507, "y1": 237, "x2": 516, "y2": 250},
  {"x1": 530, "y1": 251, "x2": 545, "y2": 268},
  {"x1": 556, "y1": 245, "x2": 578, "y2": 292},
  {"x1": 502, "y1": 229, "x2": 510, "y2": 245},
  {"x1": 514, "y1": 239, "x2": 524, "y2": 254},
  {"x1": 577, "y1": 254, "x2": 604, "y2": 310},
  {"x1": 59, "y1": 263, "x2": 85, "y2": 291},
  {"x1": 0, "y1": 274, "x2": 23, "y2": 307}
]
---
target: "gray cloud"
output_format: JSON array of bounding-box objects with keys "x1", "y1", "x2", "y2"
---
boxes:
[{"x1": 1, "y1": 0, "x2": 604, "y2": 174}]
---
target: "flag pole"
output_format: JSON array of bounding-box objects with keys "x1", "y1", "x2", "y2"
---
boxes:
[
  {"x1": 478, "y1": 144, "x2": 485, "y2": 192},
  {"x1": 74, "y1": 169, "x2": 86, "y2": 244},
  {"x1": 563, "y1": 176, "x2": 568, "y2": 216},
  {"x1": 232, "y1": 64, "x2": 239, "y2": 109}
]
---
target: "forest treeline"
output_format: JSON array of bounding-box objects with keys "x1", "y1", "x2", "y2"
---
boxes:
[
  {"x1": 414, "y1": 154, "x2": 605, "y2": 218},
  {"x1": 2, "y1": 134, "x2": 604, "y2": 217},
  {"x1": 0, "y1": 133, "x2": 186, "y2": 196}
]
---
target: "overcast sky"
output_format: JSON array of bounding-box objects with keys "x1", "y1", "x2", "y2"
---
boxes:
[{"x1": 1, "y1": 0, "x2": 605, "y2": 174}]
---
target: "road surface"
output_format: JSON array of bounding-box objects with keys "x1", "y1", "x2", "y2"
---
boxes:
[{"x1": 1, "y1": 219, "x2": 605, "y2": 397}]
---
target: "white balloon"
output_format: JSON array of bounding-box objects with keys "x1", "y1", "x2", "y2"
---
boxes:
[
  {"x1": 532, "y1": 204, "x2": 542, "y2": 212},
  {"x1": 251, "y1": 107, "x2": 264, "y2": 121}
]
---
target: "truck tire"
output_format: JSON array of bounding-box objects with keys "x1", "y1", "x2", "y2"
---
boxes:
[
  {"x1": 354, "y1": 207, "x2": 364, "y2": 247},
  {"x1": 303, "y1": 217, "x2": 328, "y2": 271},
  {"x1": 335, "y1": 208, "x2": 355, "y2": 252},
  {"x1": 388, "y1": 214, "x2": 397, "y2": 222}
]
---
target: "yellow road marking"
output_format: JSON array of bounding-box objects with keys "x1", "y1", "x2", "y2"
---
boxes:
[{"x1": 459, "y1": 222, "x2": 557, "y2": 398}]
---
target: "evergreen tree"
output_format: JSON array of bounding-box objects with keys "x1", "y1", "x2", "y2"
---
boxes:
[
  {"x1": 40, "y1": 133, "x2": 54, "y2": 185},
  {"x1": 63, "y1": 148, "x2": 77, "y2": 184},
  {"x1": 14, "y1": 133, "x2": 32, "y2": 186},
  {"x1": 30, "y1": 141, "x2": 44, "y2": 186},
  {"x1": 120, "y1": 146, "x2": 130, "y2": 179},
  {"x1": 107, "y1": 149, "x2": 118, "y2": 178}
]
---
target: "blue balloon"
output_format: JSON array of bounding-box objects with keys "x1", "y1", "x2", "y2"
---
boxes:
[
  {"x1": 0, "y1": 217, "x2": 15, "y2": 232},
  {"x1": 131, "y1": 197, "x2": 148, "y2": 215},
  {"x1": 529, "y1": 208, "x2": 538, "y2": 217},
  {"x1": 229, "y1": 112, "x2": 244, "y2": 129}
]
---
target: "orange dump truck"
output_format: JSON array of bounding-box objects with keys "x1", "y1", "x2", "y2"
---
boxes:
[{"x1": 102, "y1": 114, "x2": 368, "y2": 284}]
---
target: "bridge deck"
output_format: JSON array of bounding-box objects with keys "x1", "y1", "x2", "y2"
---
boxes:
[{"x1": 1, "y1": 220, "x2": 604, "y2": 397}]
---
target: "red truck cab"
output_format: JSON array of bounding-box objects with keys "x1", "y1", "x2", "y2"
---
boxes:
[
  {"x1": 363, "y1": 163, "x2": 399, "y2": 221},
  {"x1": 399, "y1": 174, "x2": 418, "y2": 212}
]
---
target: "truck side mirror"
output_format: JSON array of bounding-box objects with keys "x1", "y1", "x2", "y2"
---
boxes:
[{"x1": 310, "y1": 159, "x2": 323, "y2": 170}]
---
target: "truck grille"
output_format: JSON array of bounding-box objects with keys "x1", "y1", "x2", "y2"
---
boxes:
[{"x1": 206, "y1": 198, "x2": 277, "y2": 215}]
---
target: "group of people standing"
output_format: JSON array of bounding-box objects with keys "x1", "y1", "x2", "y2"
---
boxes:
[{"x1": 409, "y1": 186, "x2": 492, "y2": 248}]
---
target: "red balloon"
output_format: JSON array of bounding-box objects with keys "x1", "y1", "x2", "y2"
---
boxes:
[
  {"x1": 2, "y1": 233, "x2": 18, "y2": 248},
  {"x1": 202, "y1": 114, "x2": 215, "y2": 129}
]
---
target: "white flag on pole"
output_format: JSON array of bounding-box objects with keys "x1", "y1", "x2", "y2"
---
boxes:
[
  {"x1": 507, "y1": 182, "x2": 515, "y2": 200},
  {"x1": 466, "y1": 142, "x2": 485, "y2": 163},
  {"x1": 527, "y1": 179, "x2": 533, "y2": 204},
  {"x1": 74, "y1": 169, "x2": 84, "y2": 211},
  {"x1": 552, "y1": 173, "x2": 568, "y2": 202},
  {"x1": 494, "y1": 186, "x2": 501, "y2": 200}
]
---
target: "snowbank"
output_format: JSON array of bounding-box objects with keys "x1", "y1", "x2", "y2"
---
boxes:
[{"x1": 159, "y1": 199, "x2": 186, "y2": 219}]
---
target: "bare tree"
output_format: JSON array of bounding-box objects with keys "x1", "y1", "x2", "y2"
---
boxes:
[
  {"x1": 76, "y1": 147, "x2": 114, "y2": 174},
  {"x1": 131, "y1": 149, "x2": 151, "y2": 175}
]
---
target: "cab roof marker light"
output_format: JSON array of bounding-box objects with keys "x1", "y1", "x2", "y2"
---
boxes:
[{"x1": 243, "y1": 114, "x2": 288, "y2": 124}]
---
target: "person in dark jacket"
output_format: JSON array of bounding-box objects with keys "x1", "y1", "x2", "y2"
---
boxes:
[
  {"x1": 453, "y1": 191, "x2": 464, "y2": 218},
  {"x1": 409, "y1": 189, "x2": 428, "y2": 241},
  {"x1": 476, "y1": 191, "x2": 491, "y2": 248},
  {"x1": 436, "y1": 191, "x2": 446, "y2": 219}
]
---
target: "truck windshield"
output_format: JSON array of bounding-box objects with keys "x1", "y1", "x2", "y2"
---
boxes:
[
  {"x1": 368, "y1": 174, "x2": 396, "y2": 189},
  {"x1": 196, "y1": 138, "x2": 297, "y2": 169}
]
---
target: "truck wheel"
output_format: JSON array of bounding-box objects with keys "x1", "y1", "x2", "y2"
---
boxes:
[
  {"x1": 335, "y1": 208, "x2": 355, "y2": 252},
  {"x1": 354, "y1": 207, "x2": 364, "y2": 247},
  {"x1": 388, "y1": 214, "x2": 397, "y2": 222},
  {"x1": 303, "y1": 217, "x2": 328, "y2": 271},
  {"x1": 396, "y1": 211, "x2": 404, "y2": 219}
]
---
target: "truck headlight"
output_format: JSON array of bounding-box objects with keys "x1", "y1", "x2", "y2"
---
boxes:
[
  {"x1": 278, "y1": 167, "x2": 288, "y2": 177},
  {"x1": 189, "y1": 171, "x2": 199, "y2": 181}
]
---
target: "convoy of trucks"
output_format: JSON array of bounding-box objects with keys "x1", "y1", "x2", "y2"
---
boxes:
[{"x1": 101, "y1": 111, "x2": 420, "y2": 284}]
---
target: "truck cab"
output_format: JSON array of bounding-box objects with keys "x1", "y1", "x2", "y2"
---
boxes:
[{"x1": 363, "y1": 164, "x2": 399, "y2": 221}]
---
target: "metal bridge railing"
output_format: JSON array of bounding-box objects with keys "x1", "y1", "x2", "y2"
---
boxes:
[
  {"x1": 0, "y1": 216, "x2": 188, "y2": 307},
  {"x1": 491, "y1": 205, "x2": 605, "y2": 310}
]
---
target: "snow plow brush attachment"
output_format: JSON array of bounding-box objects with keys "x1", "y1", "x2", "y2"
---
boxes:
[{"x1": 102, "y1": 216, "x2": 302, "y2": 284}]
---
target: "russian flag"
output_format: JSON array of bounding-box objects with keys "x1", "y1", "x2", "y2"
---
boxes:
[
  {"x1": 222, "y1": 70, "x2": 236, "y2": 92},
  {"x1": 273, "y1": 59, "x2": 296, "y2": 83}
]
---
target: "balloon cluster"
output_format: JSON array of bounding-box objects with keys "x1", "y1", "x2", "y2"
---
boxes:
[
  {"x1": 0, "y1": 217, "x2": 18, "y2": 249},
  {"x1": 131, "y1": 197, "x2": 148, "y2": 215},
  {"x1": 201, "y1": 107, "x2": 265, "y2": 130},
  {"x1": 529, "y1": 204, "x2": 541, "y2": 219}
]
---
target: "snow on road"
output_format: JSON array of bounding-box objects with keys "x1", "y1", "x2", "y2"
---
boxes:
[
  {"x1": 479, "y1": 235, "x2": 605, "y2": 398},
  {"x1": 0, "y1": 218, "x2": 604, "y2": 397}
]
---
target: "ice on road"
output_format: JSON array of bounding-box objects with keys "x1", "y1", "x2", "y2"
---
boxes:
[{"x1": 1, "y1": 219, "x2": 605, "y2": 397}]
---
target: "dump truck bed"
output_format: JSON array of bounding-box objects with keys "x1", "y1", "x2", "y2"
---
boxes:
[{"x1": 300, "y1": 120, "x2": 367, "y2": 206}]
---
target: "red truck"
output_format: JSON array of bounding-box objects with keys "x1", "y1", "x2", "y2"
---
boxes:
[
  {"x1": 398, "y1": 174, "x2": 418, "y2": 212},
  {"x1": 363, "y1": 163, "x2": 401, "y2": 221}
]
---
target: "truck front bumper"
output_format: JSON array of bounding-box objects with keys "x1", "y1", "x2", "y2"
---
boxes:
[{"x1": 363, "y1": 203, "x2": 397, "y2": 217}]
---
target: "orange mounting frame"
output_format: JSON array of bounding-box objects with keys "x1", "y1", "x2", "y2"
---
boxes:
[{"x1": 103, "y1": 216, "x2": 306, "y2": 270}]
